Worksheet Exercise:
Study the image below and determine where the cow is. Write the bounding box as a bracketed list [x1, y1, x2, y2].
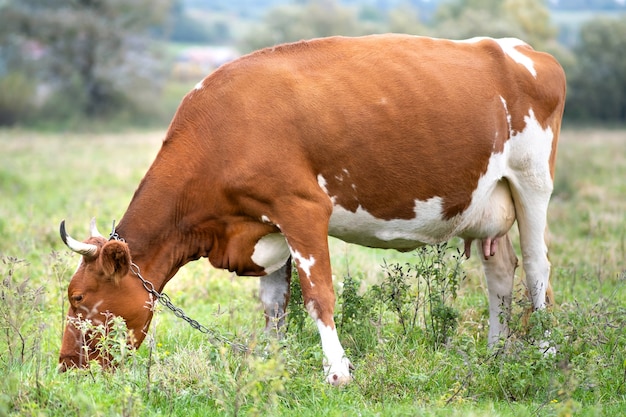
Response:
[58, 34, 566, 386]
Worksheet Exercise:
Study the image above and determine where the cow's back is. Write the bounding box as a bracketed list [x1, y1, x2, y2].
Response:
[165, 34, 565, 244]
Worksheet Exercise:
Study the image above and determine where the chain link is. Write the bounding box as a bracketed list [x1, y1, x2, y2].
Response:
[130, 262, 250, 353]
[110, 229, 249, 353]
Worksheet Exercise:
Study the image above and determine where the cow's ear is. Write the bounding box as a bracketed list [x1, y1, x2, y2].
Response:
[98, 240, 131, 285]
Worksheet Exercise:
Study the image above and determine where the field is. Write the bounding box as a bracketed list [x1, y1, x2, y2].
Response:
[0, 128, 625, 416]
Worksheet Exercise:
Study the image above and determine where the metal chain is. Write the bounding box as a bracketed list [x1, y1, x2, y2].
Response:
[129, 262, 250, 353]
[109, 225, 249, 353]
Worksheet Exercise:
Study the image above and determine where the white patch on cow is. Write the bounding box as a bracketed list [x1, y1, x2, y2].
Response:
[290, 249, 316, 284]
[251, 233, 290, 275]
[500, 96, 512, 134]
[458, 145, 513, 240]
[317, 107, 553, 250]
[327, 196, 450, 249]
[462, 108, 555, 241]
[306, 301, 318, 320]
[455, 37, 536, 78]
[317, 175, 332, 199]
[455, 36, 488, 44]
[462, 177, 515, 241]
[334, 168, 350, 182]
[495, 38, 537, 78]
[507, 109, 554, 184]
[315, 320, 352, 385]
[319, 173, 450, 248]
[194, 79, 204, 90]
[261, 215, 272, 224]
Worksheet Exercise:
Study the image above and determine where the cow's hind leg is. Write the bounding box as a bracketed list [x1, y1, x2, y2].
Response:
[479, 233, 518, 346]
[506, 122, 556, 350]
[259, 259, 291, 336]
[512, 186, 556, 353]
[508, 173, 552, 311]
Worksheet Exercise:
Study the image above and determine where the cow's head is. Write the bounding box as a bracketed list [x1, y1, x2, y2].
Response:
[58, 219, 152, 371]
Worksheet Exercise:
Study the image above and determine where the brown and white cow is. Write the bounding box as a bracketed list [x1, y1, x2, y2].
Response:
[58, 34, 566, 385]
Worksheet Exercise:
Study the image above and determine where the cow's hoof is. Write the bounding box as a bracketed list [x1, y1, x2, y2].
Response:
[328, 373, 352, 386]
[324, 357, 353, 386]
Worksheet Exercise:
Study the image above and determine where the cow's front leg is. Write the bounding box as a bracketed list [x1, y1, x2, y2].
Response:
[272, 193, 352, 385]
[303, 283, 352, 385]
[290, 242, 352, 385]
[279, 225, 351, 384]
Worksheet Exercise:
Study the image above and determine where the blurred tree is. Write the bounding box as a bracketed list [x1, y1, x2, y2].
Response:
[0, 73, 36, 126]
[551, 0, 626, 10]
[240, 0, 431, 52]
[166, 0, 232, 44]
[0, 0, 171, 125]
[168, 0, 210, 43]
[566, 16, 626, 122]
[435, 0, 503, 20]
[503, 0, 555, 44]
[241, 0, 366, 52]
[387, 4, 430, 35]
[434, 8, 525, 41]
[432, 0, 556, 49]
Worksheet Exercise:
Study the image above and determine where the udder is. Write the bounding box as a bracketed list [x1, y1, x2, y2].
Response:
[461, 179, 516, 259]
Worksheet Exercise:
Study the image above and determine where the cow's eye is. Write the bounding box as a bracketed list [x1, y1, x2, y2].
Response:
[72, 294, 84, 304]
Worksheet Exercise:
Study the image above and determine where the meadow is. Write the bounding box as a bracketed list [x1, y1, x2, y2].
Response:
[0, 127, 624, 416]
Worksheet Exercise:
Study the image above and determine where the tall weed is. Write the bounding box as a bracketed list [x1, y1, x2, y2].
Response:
[369, 243, 464, 348]
[0, 257, 45, 366]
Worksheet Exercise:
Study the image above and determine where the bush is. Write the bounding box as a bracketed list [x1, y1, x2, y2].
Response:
[0, 73, 36, 126]
[288, 242, 464, 351]
[377, 243, 464, 348]
[566, 16, 626, 123]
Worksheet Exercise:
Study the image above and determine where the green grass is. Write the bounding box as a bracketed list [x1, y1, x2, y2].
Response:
[0, 128, 625, 416]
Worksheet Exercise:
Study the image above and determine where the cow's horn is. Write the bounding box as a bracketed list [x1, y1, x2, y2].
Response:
[89, 217, 103, 238]
[60, 220, 98, 257]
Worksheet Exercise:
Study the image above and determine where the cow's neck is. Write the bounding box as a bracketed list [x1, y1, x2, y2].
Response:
[114, 175, 213, 293]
